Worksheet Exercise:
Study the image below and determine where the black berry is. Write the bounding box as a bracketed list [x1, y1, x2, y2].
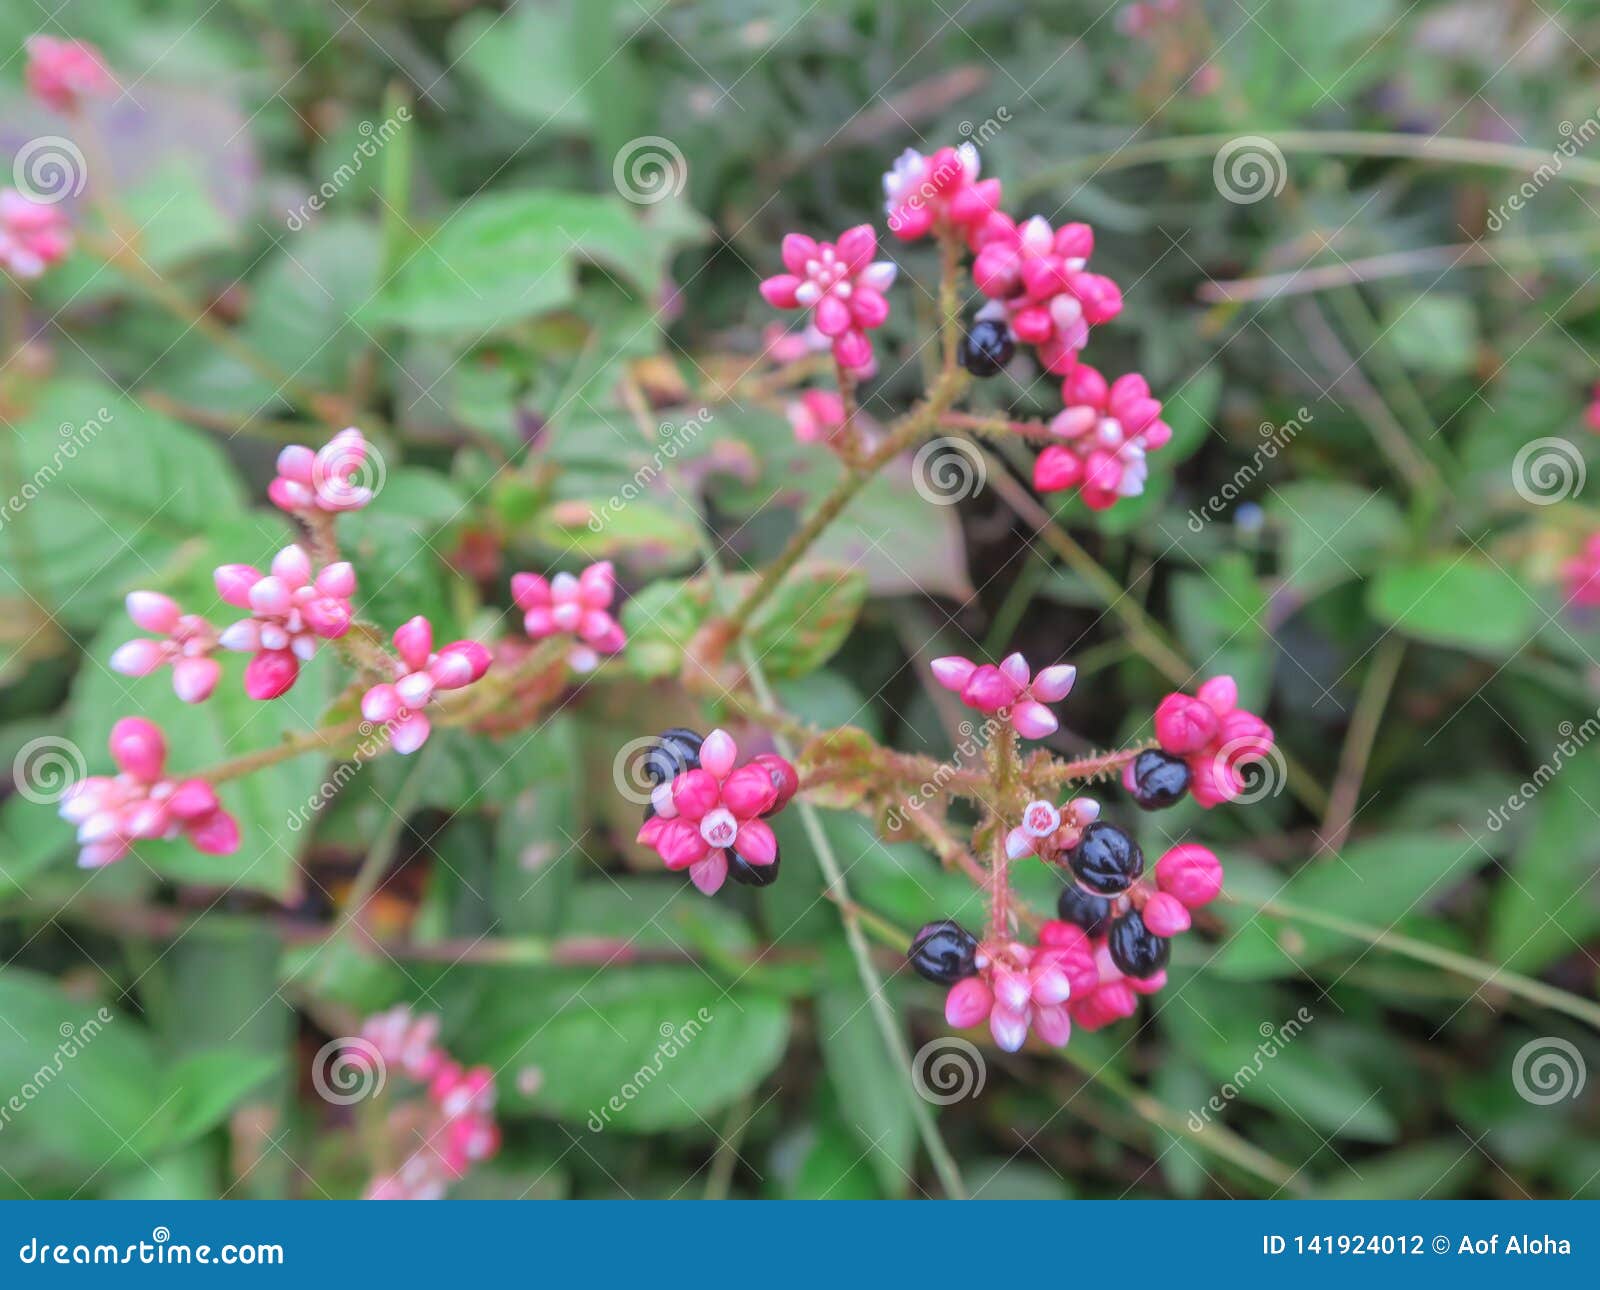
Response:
[907, 919, 979, 984]
[1108, 908, 1170, 978]
[727, 845, 781, 887]
[1056, 883, 1114, 936]
[1127, 749, 1191, 811]
[643, 728, 702, 785]
[1067, 821, 1144, 895]
[958, 318, 1015, 377]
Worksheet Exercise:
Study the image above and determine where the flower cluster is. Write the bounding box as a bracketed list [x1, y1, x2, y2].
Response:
[214, 544, 356, 700]
[882, 143, 1002, 241]
[930, 652, 1077, 739]
[1153, 675, 1275, 808]
[1562, 533, 1600, 609]
[512, 560, 627, 673]
[59, 718, 238, 869]
[355, 1006, 499, 1201]
[0, 188, 72, 280]
[785, 388, 848, 445]
[111, 592, 222, 704]
[268, 427, 376, 514]
[759, 226, 897, 371]
[360, 618, 492, 755]
[1033, 365, 1173, 510]
[24, 35, 114, 113]
[635, 727, 798, 896]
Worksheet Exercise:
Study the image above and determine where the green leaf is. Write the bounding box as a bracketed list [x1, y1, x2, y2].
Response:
[1369, 556, 1537, 656]
[1381, 294, 1478, 376]
[1171, 553, 1271, 703]
[450, 2, 589, 130]
[817, 978, 916, 1197]
[1267, 481, 1404, 590]
[158, 1049, 282, 1150]
[1490, 772, 1600, 972]
[531, 498, 701, 569]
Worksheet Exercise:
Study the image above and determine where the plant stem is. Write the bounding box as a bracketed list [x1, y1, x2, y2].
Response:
[1319, 637, 1404, 853]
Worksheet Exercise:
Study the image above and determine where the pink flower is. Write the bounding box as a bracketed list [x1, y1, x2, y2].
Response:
[1153, 675, 1274, 808]
[360, 616, 492, 755]
[635, 728, 795, 896]
[943, 935, 1085, 1052]
[24, 35, 114, 113]
[1033, 364, 1173, 510]
[215, 545, 356, 700]
[759, 225, 898, 370]
[882, 144, 1003, 241]
[268, 427, 376, 514]
[970, 214, 1123, 373]
[58, 717, 239, 868]
[0, 189, 72, 280]
[1004, 796, 1101, 861]
[110, 591, 221, 703]
[1562, 533, 1600, 609]
[929, 651, 1077, 739]
[785, 389, 848, 445]
[360, 1005, 445, 1081]
[1155, 842, 1224, 909]
[512, 561, 626, 672]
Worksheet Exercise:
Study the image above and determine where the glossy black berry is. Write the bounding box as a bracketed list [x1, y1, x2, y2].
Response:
[907, 919, 979, 984]
[1056, 882, 1114, 936]
[727, 845, 781, 887]
[643, 728, 702, 785]
[1127, 749, 1191, 811]
[1067, 821, 1144, 895]
[958, 319, 1015, 377]
[1108, 908, 1170, 978]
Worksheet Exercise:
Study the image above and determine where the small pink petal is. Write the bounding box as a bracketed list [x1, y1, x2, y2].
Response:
[1030, 664, 1077, 703]
[390, 713, 432, 755]
[244, 649, 299, 700]
[172, 656, 221, 704]
[393, 616, 433, 672]
[361, 683, 401, 724]
[689, 851, 729, 896]
[699, 728, 737, 779]
[733, 819, 777, 865]
[213, 564, 262, 608]
[270, 544, 312, 587]
[944, 977, 993, 1029]
[110, 639, 165, 677]
[125, 591, 180, 634]
[1010, 700, 1059, 740]
[109, 717, 166, 781]
[990, 1005, 1030, 1053]
[930, 655, 977, 692]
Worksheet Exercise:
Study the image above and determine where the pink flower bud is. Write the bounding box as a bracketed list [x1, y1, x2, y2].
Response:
[930, 655, 978, 692]
[944, 977, 994, 1029]
[430, 641, 491, 689]
[188, 809, 241, 855]
[655, 818, 711, 869]
[393, 616, 433, 671]
[1196, 674, 1238, 715]
[109, 717, 165, 781]
[671, 768, 721, 821]
[317, 562, 357, 599]
[168, 779, 220, 820]
[698, 728, 738, 779]
[1142, 891, 1192, 936]
[110, 639, 166, 677]
[270, 544, 312, 586]
[1155, 843, 1223, 908]
[244, 649, 299, 700]
[990, 1005, 1030, 1052]
[171, 656, 221, 704]
[1032, 1002, 1072, 1047]
[361, 683, 401, 724]
[733, 819, 778, 866]
[390, 713, 432, 756]
[1010, 699, 1059, 740]
[721, 765, 777, 818]
[1154, 693, 1218, 755]
[214, 564, 262, 608]
[125, 591, 180, 634]
[961, 664, 1020, 713]
[689, 851, 729, 896]
[510, 572, 550, 609]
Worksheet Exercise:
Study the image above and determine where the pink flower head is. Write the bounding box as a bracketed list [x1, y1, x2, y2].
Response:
[1562, 533, 1600, 610]
[882, 143, 1003, 242]
[635, 728, 796, 897]
[929, 651, 1077, 739]
[360, 616, 492, 755]
[970, 214, 1123, 373]
[268, 427, 376, 514]
[759, 225, 897, 370]
[0, 189, 72, 280]
[943, 936, 1081, 1052]
[24, 35, 114, 113]
[1004, 795, 1101, 861]
[785, 388, 848, 445]
[512, 560, 626, 672]
[110, 591, 221, 703]
[1154, 842, 1223, 910]
[1153, 675, 1274, 808]
[58, 717, 239, 868]
[359, 1005, 445, 1082]
[215, 545, 356, 700]
[1033, 364, 1173, 511]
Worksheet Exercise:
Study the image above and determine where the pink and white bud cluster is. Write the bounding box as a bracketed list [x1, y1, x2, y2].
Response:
[970, 215, 1123, 375]
[759, 225, 898, 371]
[1153, 675, 1274, 808]
[1004, 795, 1101, 860]
[512, 560, 626, 673]
[1562, 533, 1600, 609]
[785, 388, 848, 445]
[111, 592, 221, 703]
[214, 544, 356, 700]
[944, 928, 1097, 1052]
[1033, 364, 1173, 510]
[355, 1006, 500, 1201]
[929, 652, 1077, 740]
[24, 35, 114, 113]
[58, 717, 238, 868]
[268, 427, 376, 514]
[1068, 843, 1223, 1030]
[882, 143, 1002, 241]
[360, 616, 492, 755]
[636, 729, 798, 896]
[0, 189, 73, 280]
